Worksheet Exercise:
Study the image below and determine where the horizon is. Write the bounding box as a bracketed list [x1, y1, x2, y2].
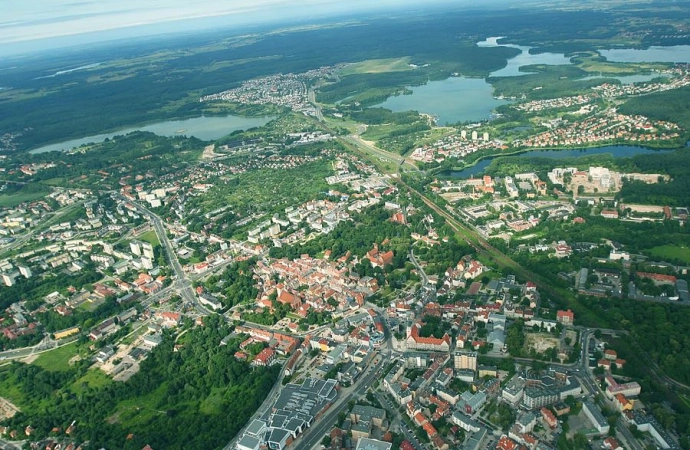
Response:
[0, 0, 469, 58]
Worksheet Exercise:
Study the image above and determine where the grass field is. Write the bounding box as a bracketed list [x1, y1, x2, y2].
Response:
[0, 190, 48, 208]
[72, 369, 113, 394]
[138, 230, 160, 247]
[340, 58, 413, 76]
[0, 365, 27, 408]
[32, 341, 81, 372]
[646, 244, 690, 264]
[115, 382, 169, 427]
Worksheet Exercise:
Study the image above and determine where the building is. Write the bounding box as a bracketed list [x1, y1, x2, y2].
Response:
[453, 351, 477, 372]
[556, 309, 574, 325]
[406, 322, 451, 352]
[356, 438, 392, 450]
[540, 408, 557, 428]
[350, 405, 386, 440]
[54, 327, 80, 340]
[17, 265, 32, 278]
[605, 375, 641, 398]
[582, 401, 610, 435]
[451, 411, 482, 433]
[601, 209, 619, 219]
[253, 348, 276, 367]
[460, 391, 487, 414]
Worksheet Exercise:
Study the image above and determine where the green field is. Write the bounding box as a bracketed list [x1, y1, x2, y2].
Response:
[0, 365, 27, 408]
[646, 244, 690, 264]
[31, 341, 81, 372]
[0, 190, 48, 208]
[72, 368, 113, 394]
[138, 230, 160, 247]
[340, 58, 413, 75]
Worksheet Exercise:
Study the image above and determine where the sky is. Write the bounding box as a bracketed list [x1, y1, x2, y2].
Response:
[0, 0, 453, 56]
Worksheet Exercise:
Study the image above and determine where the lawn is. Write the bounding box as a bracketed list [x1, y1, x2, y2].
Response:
[646, 244, 690, 264]
[340, 58, 413, 76]
[115, 382, 170, 427]
[32, 341, 81, 372]
[72, 369, 113, 394]
[0, 190, 48, 208]
[138, 230, 160, 247]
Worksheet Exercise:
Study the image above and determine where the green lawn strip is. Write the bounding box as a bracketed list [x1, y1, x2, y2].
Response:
[32, 341, 81, 372]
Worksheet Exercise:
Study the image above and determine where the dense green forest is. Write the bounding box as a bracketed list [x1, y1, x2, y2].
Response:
[620, 148, 690, 206]
[0, 314, 279, 449]
[618, 85, 690, 136]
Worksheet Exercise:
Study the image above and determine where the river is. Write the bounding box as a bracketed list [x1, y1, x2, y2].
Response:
[30, 114, 275, 154]
[442, 145, 673, 179]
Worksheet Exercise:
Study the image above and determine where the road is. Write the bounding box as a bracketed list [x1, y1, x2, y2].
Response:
[342, 135, 418, 172]
[408, 250, 429, 285]
[292, 355, 385, 450]
[308, 88, 324, 122]
[116, 195, 211, 315]
[375, 391, 424, 450]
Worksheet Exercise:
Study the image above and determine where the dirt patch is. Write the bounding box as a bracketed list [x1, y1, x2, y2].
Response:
[0, 397, 20, 419]
[21, 354, 38, 364]
[525, 333, 560, 354]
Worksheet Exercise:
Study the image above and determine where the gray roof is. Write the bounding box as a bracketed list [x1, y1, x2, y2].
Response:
[245, 419, 266, 437]
[238, 435, 261, 450]
[355, 438, 392, 450]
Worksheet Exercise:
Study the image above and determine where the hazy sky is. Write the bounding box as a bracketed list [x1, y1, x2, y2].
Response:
[1, 0, 444, 50]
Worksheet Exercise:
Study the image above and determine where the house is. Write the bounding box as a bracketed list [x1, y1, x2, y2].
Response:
[540, 408, 557, 428]
[601, 209, 619, 219]
[496, 435, 517, 450]
[366, 244, 394, 269]
[253, 347, 276, 367]
[556, 309, 574, 325]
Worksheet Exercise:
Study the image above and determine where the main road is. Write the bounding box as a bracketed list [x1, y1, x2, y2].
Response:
[292, 354, 385, 450]
[116, 195, 211, 315]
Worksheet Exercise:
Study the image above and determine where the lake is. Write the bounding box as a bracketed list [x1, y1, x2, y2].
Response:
[374, 77, 512, 125]
[599, 45, 690, 63]
[443, 145, 672, 179]
[30, 115, 275, 154]
[477, 36, 573, 77]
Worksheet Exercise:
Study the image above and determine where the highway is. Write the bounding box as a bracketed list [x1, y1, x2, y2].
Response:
[342, 135, 418, 173]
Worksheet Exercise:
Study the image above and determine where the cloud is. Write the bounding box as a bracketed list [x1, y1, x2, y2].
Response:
[0, 0, 434, 45]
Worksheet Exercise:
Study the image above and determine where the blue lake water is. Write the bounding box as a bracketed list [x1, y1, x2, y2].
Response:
[30, 115, 275, 154]
[444, 145, 672, 179]
[477, 36, 574, 77]
[374, 77, 512, 125]
[599, 46, 690, 63]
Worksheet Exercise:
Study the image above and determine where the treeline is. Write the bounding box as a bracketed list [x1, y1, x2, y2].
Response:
[1, 314, 279, 449]
[619, 148, 690, 206]
[619, 85, 690, 133]
[4, 132, 204, 189]
[201, 259, 259, 309]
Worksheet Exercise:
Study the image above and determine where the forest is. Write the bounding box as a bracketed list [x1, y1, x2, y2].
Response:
[0, 314, 279, 449]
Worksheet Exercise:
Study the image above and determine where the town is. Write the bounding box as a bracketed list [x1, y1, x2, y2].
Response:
[1, 34, 690, 450]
